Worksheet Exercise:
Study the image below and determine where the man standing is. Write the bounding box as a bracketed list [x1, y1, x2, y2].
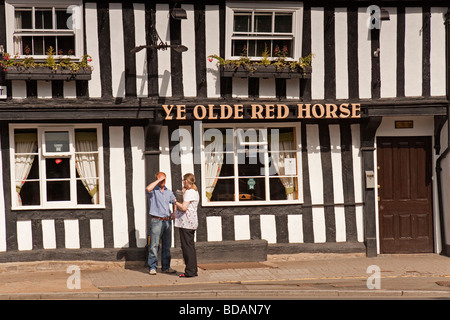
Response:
[146, 172, 176, 275]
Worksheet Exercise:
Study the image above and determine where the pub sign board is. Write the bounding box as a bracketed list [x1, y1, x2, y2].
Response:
[162, 103, 362, 121]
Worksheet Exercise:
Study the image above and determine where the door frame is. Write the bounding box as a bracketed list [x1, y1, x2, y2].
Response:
[374, 116, 440, 254]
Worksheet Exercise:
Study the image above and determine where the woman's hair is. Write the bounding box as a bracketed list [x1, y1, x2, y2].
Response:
[183, 173, 198, 191]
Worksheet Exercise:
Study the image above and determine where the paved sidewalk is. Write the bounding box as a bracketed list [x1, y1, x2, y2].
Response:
[0, 253, 449, 299]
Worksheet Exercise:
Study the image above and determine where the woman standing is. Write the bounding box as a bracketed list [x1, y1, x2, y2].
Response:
[174, 173, 200, 278]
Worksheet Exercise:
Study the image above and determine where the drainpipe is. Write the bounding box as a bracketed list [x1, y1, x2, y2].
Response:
[435, 8, 450, 256]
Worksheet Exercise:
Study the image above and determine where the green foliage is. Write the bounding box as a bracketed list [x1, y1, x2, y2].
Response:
[0, 48, 93, 73]
[45, 46, 57, 70]
[259, 45, 271, 67]
[208, 48, 313, 73]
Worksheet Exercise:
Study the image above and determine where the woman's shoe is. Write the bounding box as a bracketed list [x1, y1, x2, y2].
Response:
[179, 273, 197, 278]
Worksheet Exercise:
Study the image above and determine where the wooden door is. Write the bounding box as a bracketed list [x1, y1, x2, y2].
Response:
[377, 137, 434, 253]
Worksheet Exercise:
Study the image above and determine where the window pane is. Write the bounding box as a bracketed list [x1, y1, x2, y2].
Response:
[75, 154, 99, 204]
[268, 128, 296, 152]
[15, 155, 39, 180]
[203, 128, 233, 152]
[234, 12, 251, 32]
[77, 177, 99, 204]
[247, 40, 256, 57]
[209, 178, 234, 201]
[56, 9, 71, 30]
[275, 13, 292, 33]
[35, 9, 53, 29]
[46, 158, 70, 179]
[47, 181, 70, 201]
[273, 40, 293, 58]
[232, 40, 247, 56]
[14, 129, 39, 207]
[256, 40, 271, 57]
[254, 13, 272, 33]
[75, 129, 98, 149]
[75, 129, 99, 205]
[45, 131, 70, 153]
[44, 36, 56, 55]
[14, 129, 37, 151]
[269, 152, 297, 176]
[238, 177, 265, 201]
[270, 177, 297, 200]
[57, 36, 75, 55]
[22, 37, 33, 55]
[19, 181, 40, 206]
[33, 36, 44, 55]
[15, 10, 32, 29]
[238, 149, 265, 176]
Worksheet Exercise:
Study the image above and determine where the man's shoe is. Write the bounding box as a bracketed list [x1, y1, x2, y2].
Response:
[149, 269, 157, 275]
[162, 268, 177, 274]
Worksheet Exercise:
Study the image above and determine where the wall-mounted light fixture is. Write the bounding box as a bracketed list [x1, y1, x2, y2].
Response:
[131, 43, 187, 54]
[171, 7, 187, 20]
[380, 8, 390, 21]
[131, 6, 188, 54]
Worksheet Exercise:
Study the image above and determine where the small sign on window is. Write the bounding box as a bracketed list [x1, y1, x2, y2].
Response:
[284, 158, 296, 175]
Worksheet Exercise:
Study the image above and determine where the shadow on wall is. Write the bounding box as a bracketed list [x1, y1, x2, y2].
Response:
[116, 230, 147, 268]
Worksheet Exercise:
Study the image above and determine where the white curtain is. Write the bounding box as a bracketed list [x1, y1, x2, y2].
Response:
[75, 132, 99, 204]
[14, 13, 23, 55]
[204, 137, 224, 201]
[271, 132, 296, 200]
[15, 133, 37, 206]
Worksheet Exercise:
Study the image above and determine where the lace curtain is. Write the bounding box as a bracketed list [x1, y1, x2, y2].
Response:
[75, 132, 99, 204]
[15, 133, 37, 206]
[271, 132, 296, 200]
[204, 134, 224, 201]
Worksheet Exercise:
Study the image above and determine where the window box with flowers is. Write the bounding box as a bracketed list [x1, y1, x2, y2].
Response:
[220, 64, 312, 79]
[1, 47, 92, 81]
[209, 46, 312, 79]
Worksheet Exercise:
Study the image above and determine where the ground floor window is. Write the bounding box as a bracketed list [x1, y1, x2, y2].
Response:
[201, 123, 302, 205]
[10, 124, 104, 209]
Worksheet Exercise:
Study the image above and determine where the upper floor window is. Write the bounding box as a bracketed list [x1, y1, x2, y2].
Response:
[5, 0, 83, 58]
[225, 2, 303, 60]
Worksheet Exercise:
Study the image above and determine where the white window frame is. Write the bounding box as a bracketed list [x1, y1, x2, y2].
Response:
[10, 123, 105, 210]
[200, 122, 303, 207]
[5, 0, 84, 60]
[225, 1, 303, 60]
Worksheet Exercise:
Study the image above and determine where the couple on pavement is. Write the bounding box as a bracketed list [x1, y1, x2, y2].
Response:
[145, 171, 199, 278]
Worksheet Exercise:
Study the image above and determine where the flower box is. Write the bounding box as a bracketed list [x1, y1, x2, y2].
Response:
[221, 65, 312, 79]
[4, 66, 92, 81]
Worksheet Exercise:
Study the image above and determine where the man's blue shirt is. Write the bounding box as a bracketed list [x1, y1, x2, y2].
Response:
[147, 185, 176, 218]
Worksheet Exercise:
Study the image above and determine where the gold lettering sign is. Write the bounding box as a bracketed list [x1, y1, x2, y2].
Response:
[161, 103, 362, 120]
[296, 103, 361, 119]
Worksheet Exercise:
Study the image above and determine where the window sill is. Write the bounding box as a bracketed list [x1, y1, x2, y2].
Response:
[12, 204, 105, 211]
[202, 200, 302, 207]
[4, 66, 92, 81]
[220, 65, 312, 79]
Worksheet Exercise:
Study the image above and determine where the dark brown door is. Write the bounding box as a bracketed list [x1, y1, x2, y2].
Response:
[377, 137, 434, 253]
